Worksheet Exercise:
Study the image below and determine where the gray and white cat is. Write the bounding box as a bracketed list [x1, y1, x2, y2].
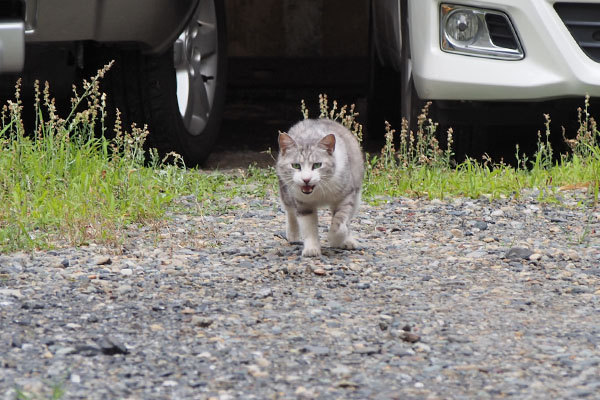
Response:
[276, 118, 364, 257]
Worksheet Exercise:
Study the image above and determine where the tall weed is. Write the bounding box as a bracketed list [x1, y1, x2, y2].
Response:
[0, 63, 182, 250]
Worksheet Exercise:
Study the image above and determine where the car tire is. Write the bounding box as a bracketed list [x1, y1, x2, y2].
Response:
[82, 0, 227, 166]
[367, 0, 426, 140]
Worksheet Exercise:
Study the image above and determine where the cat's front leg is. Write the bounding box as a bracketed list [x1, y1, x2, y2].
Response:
[284, 206, 300, 243]
[297, 209, 320, 257]
[329, 197, 359, 250]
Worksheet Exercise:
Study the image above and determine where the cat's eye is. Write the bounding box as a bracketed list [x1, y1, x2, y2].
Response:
[291, 163, 301, 169]
[312, 163, 322, 170]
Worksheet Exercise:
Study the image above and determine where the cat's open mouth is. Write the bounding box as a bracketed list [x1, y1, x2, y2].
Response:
[301, 185, 315, 194]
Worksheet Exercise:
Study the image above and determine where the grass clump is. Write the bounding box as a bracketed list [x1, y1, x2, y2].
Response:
[0, 64, 208, 250]
[0, 63, 278, 252]
[0, 64, 180, 250]
[307, 94, 599, 204]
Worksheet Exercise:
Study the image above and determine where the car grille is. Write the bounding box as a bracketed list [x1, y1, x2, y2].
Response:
[554, 3, 600, 63]
[485, 14, 519, 50]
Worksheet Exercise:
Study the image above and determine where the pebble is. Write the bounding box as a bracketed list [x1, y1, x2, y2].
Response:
[473, 221, 488, 230]
[0, 189, 598, 399]
[93, 255, 111, 265]
[191, 316, 214, 328]
[505, 247, 534, 260]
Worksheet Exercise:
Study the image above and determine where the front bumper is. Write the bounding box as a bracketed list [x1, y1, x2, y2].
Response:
[0, 0, 198, 73]
[410, 0, 600, 101]
[0, 21, 24, 72]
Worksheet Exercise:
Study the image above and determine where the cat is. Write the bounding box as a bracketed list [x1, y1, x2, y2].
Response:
[276, 118, 364, 257]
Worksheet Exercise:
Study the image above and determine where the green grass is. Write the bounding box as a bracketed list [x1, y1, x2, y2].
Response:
[0, 68, 598, 252]
[15, 381, 65, 400]
[361, 98, 600, 204]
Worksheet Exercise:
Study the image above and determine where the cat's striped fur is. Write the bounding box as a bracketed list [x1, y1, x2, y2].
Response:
[276, 119, 364, 257]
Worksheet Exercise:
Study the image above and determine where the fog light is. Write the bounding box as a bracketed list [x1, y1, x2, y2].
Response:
[440, 4, 524, 60]
[446, 10, 479, 42]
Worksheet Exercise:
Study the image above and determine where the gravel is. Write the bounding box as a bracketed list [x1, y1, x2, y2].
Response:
[1, 188, 599, 399]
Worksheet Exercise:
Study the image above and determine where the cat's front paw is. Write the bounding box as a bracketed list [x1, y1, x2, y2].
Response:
[328, 226, 352, 249]
[329, 229, 359, 250]
[302, 245, 321, 257]
[339, 237, 359, 250]
[286, 230, 301, 243]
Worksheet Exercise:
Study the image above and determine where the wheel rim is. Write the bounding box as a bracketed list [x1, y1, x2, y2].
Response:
[174, 0, 219, 136]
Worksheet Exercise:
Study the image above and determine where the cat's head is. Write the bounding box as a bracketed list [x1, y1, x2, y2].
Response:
[277, 132, 336, 195]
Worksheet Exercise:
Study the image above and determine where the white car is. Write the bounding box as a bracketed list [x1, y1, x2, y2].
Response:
[370, 0, 600, 154]
[0, 0, 226, 166]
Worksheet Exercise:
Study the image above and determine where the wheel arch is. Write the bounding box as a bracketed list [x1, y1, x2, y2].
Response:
[370, 0, 403, 72]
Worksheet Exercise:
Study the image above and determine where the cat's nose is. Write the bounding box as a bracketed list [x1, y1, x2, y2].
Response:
[303, 178, 311, 184]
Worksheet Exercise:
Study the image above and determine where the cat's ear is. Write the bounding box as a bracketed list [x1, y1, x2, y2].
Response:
[319, 134, 336, 155]
[278, 132, 296, 155]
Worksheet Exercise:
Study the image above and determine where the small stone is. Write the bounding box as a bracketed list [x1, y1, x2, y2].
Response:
[301, 345, 330, 356]
[0, 289, 23, 299]
[529, 253, 543, 261]
[93, 256, 112, 265]
[331, 365, 352, 378]
[354, 346, 380, 355]
[450, 228, 463, 238]
[399, 331, 420, 343]
[505, 247, 533, 260]
[414, 343, 431, 353]
[313, 268, 326, 276]
[191, 316, 214, 328]
[336, 380, 360, 388]
[466, 250, 487, 258]
[53, 259, 69, 268]
[255, 357, 270, 367]
[55, 346, 77, 356]
[247, 364, 269, 378]
[389, 345, 415, 357]
[74, 344, 102, 357]
[150, 324, 164, 331]
[225, 291, 239, 299]
[116, 285, 132, 295]
[356, 282, 370, 290]
[256, 288, 273, 299]
[491, 209, 504, 217]
[473, 221, 488, 230]
[96, 336, 128, 355]
[566, 286, 591, 294]
[87, 315, 99, 323]
[294, 386, 315, 399]
[120, 268, 133, 276]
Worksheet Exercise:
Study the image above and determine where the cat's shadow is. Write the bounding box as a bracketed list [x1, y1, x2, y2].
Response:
[275, 231, 361, 257]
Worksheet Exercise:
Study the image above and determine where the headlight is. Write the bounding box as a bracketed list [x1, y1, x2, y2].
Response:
[445, 10, 479, 43]
[441, 4, 524, 60]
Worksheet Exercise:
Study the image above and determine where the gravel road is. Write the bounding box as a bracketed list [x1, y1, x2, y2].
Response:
[1, 187, 599, 399]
